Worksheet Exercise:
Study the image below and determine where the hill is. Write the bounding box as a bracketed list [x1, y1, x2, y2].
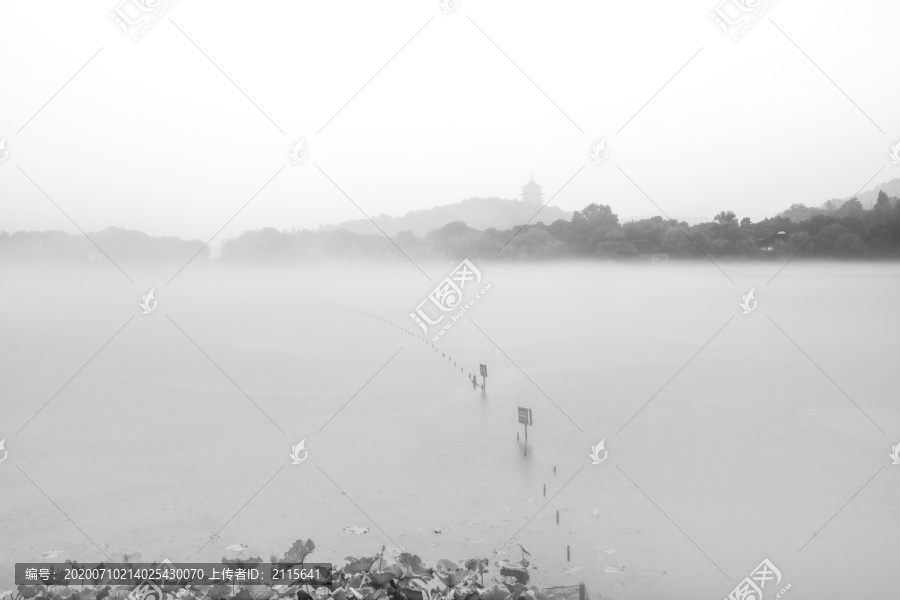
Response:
[855, 176, 900, 207]
[320, 196, 573, 237]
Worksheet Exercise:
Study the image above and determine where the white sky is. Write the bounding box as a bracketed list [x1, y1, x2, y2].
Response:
[1, 0, 899, 242]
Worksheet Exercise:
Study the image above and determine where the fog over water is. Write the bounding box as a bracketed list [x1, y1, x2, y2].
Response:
[2, 261, 898, 599]
[4, 0, 900, 597]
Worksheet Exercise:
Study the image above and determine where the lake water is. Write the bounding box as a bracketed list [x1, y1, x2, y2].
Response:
[1, 261, 898, 599]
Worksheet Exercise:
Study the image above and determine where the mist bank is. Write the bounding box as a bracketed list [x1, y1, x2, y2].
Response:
[4, 192, 900, 265]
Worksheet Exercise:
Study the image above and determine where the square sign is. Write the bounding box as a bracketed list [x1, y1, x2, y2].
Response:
[517, 407, 532, 426]
[480, 364, 487, 378]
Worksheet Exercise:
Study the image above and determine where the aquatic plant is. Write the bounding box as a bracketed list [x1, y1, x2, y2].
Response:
[11, 539, 583, 600]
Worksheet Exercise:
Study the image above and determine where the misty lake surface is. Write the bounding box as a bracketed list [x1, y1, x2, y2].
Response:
[2, 261, 899, 599]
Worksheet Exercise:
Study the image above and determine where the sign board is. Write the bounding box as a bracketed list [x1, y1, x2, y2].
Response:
[517, 407, 532, 426]
[480, 364, 487, 378]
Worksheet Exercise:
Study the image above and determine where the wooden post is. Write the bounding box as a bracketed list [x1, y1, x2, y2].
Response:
[556, 510, 559, 525]
[567, 545, 570, 562]
[543, 484, 546, 497]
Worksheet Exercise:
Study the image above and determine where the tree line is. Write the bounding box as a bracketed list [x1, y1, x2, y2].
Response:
[220, 191, 900, 261]
[3, 191, 900, 264]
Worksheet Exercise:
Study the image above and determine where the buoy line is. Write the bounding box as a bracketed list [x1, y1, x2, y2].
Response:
[313, 298, 483, 388]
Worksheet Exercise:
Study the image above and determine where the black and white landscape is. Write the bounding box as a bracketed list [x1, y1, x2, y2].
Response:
[2, 2, 900, 599]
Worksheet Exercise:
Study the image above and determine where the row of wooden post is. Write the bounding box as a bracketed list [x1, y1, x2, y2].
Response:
[436, 353, 571, 563]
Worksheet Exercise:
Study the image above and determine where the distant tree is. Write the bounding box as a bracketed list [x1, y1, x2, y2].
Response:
[788, 231, 813, 256]
[834, 232, 866, 257]
[779, 203, 816, 222]
[822, 199, 842, 212]
[594, 229, 635, 257]
[871, 190, 894, 222]
[547, 219, 571, 240]
[567, 203, 621, 254]
[751, 216, 793, 239]
[714, 211, 737, 224]
[840, 198, 864, 219]
[508, 227, 566, 258]
[394, 230, 420, 252]
[573, 203, 619, 227]
[12, 184, 900, 264]
[426, 221, 484, 258]
[623, 216, 670, 254]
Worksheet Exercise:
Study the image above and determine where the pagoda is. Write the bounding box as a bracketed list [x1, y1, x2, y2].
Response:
[521, 172, 543, 204]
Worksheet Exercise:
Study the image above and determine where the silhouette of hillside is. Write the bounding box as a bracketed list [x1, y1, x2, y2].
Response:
[5, 189, 900, 264]
[320, 196, 573, 237]
[853, 176, 900, 208]
[0, 227, 209, 264]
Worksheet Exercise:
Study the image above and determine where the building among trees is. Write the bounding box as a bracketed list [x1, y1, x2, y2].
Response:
[521, 173, 543, 204]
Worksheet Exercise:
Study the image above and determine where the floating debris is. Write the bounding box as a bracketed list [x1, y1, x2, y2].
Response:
[433, 526, 450, 534]
[225, 544, 248, 552]
[342, 526, 369, 535]
[596, 545, 616, 554]
[37, 551, 64, 560]
[591, 509, 602, 517]
[563, 566, 581, 574]
[603, 565, 625, 574]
